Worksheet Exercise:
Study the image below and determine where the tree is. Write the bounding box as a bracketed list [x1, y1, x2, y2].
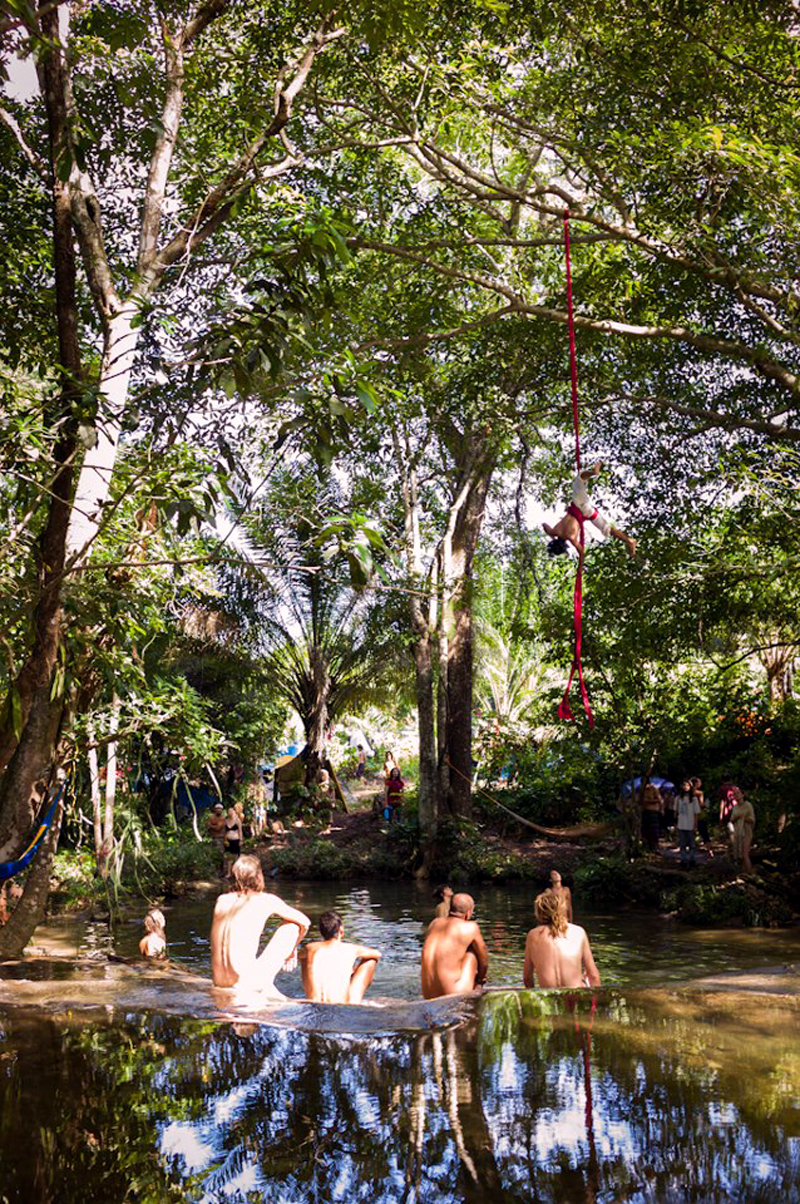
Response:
[0, 0, 426, 951]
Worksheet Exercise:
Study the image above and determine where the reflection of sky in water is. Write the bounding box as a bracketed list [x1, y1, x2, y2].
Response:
[136, 995, 800, 1204]
[109, 879, 800, 999]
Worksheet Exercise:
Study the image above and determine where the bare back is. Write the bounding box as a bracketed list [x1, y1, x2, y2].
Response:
[524, 922, 600, 989]
[301, 941, 377, 1003]
[421, 916, 487, 999]
[211, 890, 307, 990]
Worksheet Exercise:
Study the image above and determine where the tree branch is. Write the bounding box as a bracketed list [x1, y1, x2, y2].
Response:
[155, 17, 345, 274]
[605, 393, 800, 442]
[137, 18, 186, 278]
[0, 105, 48, 181]
[359, 237, 800, 400]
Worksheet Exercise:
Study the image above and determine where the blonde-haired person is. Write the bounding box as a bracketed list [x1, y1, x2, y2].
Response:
[140, 908, 167, 959]
[523, 889, 600, 989]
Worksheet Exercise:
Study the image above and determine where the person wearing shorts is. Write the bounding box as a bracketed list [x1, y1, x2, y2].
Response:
[542, 461, 637, 559]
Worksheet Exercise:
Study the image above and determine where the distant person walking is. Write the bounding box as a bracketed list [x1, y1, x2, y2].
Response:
[676, 780, 700, 867]
[356, 745, 367, 779]
[692, 777, 713, 857]
[383, 750, 398, 780]
[207, 802, 226, 875]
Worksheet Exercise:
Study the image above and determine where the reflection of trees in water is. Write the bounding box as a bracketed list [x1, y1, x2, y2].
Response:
[1, 995, 798, 1202]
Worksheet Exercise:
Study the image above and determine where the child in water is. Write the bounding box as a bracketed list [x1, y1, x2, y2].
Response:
[139, 908, 167, 959]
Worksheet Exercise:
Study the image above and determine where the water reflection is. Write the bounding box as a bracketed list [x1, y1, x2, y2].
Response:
[2, 989, 799, 1203]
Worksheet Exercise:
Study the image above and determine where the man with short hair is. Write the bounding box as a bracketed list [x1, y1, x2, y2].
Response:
[524, 889, 600, 989]
[421, 892, 489, 999]
[210, 854, 309, 998]
[299, 910, 381, 1004]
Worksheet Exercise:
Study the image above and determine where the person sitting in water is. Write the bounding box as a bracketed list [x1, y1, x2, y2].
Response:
[299, 910, 381, 1004]
[542, 460, 637, 559]
[139, 908, 167, 959]
[210, 854, 309, 998]
[421, 891, 489, 999]
[432, 884, 453, 919]
[524, 889, 600, 989]
[548, 869, 573, 921]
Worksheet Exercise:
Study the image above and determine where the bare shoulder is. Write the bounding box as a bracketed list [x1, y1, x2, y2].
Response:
[568, 922, 589, 940]
[213, 891, 238, 916]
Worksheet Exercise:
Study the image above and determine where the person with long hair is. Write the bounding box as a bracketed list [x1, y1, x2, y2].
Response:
[524, 889, 601, 989]
[383, 766, 404, 823]
[210, 854, 309, 997]
[542, 461, 636, 559]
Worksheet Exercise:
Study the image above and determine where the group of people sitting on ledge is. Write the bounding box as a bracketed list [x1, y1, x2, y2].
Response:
[142, 857, 600, 1002]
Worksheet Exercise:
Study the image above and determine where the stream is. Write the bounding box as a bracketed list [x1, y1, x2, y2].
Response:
[1, 879, 799, 1201]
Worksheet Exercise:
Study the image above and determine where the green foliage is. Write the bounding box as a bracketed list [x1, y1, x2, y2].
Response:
[573, 855, 643, 905]
[478, 736, 610, 828]
[662, 881, 794, 929]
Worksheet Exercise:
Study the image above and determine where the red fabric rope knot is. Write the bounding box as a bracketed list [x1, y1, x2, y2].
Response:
[558, 210, 594, 729]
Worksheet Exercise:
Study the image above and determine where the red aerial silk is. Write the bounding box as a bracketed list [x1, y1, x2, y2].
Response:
[557, 211, 595, 728]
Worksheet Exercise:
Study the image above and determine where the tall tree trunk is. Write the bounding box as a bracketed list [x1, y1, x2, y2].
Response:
[413, 619, 438, 878]
[88, 732, 103, 868]
[64, 308, 140, 563]
[442, 457, 494, 819]
[97, 694, 120, 874]
[0, 789, 64, 961]
[0, 0, 82, 845]
[304, 645, 330, 786]
[436, 547, 450, 810]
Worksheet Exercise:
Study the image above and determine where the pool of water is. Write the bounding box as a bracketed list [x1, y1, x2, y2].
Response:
[3, 880, 799, 1202]
[36, 878, 800, 999]
[1, 988, 799, 1202]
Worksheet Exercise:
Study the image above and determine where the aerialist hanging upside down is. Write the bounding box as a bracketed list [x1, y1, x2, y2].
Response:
[542, 460, 637, 559]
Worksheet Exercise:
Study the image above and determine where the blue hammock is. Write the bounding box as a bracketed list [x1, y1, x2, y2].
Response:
[0, 783, 64, 883]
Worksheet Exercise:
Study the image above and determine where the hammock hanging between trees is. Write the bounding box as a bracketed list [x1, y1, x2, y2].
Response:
[0, 782, 64, 883]
[557, 210, 595, 729]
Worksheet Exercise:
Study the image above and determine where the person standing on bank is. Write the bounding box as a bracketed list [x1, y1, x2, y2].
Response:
[729, 787, 755, 874]
[691, 776, 714, 858]
[676, 780, 700, 867]
[640, 782, 663, 852]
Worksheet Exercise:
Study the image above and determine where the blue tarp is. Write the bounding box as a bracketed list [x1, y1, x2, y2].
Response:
[620, 776, 676, 796]
[0, 784, 63, 883]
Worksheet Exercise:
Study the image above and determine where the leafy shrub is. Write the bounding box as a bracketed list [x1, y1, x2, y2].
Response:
[663, 881, 793, 928]
[573, 855, 639, 904]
